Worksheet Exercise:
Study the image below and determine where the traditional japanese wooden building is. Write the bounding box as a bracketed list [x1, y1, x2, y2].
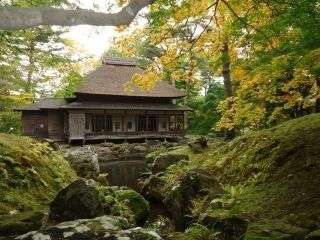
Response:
[17, 58, 191, 143]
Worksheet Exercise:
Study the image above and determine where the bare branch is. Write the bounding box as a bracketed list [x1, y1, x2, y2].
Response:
[0, 0, 156, 30]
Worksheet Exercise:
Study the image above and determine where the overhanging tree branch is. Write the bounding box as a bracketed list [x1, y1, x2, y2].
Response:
[0, 0, 156, 30]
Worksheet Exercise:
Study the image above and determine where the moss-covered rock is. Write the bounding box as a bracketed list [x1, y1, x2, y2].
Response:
[145, 147, 167, 164]
[49, 179, 105, 222]
[165, 169, 224, 230]
[141, 174, 166, 202]
[115, 189, 150, 224]
[245, 220, 310, 240]
[152, 153, 189, 174]
[0, 211, 45, 236]
[198, 210, 248, 240]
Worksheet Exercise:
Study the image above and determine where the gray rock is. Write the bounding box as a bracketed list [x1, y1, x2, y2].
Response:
[151, 153, 189, 174]
[49, 179, 104, 222]
[64, 146, 99, 179]
[132, 145, 148, 153]
[16, 215, 162, 240]
[164, 169, 223, 230]
[100, 142, 115, 148]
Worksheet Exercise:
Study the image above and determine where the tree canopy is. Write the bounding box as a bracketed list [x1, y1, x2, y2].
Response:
[1, 0, 319, 136]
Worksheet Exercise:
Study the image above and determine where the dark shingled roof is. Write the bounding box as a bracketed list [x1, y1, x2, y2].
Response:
[15, 98, 69, 111]
[61, 101, 192, 111]
[75, 59, 186, 98]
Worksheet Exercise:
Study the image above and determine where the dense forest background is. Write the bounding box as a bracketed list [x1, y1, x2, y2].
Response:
[0, 0, 319, 137]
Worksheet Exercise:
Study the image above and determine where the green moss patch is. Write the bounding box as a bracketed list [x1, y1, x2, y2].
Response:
[0, 133, 77, 214]
[115, 189, 150, 224]
[161, 113, 320, 229]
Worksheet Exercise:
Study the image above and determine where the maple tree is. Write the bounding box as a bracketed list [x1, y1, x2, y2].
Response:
[111, 0, 320, 136]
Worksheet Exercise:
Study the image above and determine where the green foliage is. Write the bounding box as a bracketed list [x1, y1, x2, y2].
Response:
[188, 82, 226, 135]
[55, 71, 84, 98]
[185, 224, 216, 240]
[0, 111, 21, 134]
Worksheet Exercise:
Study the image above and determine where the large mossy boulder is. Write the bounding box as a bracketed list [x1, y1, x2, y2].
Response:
[141, 174, 166, 202]
[49, 179, 104, 222]
[152, 153, 189, 174]
[245, 220, 310, 240]
[16, 215, 162, 240]
[115, 189, 150, 224]
[64, 146, 99, 179]
[165, 169, 223, 230]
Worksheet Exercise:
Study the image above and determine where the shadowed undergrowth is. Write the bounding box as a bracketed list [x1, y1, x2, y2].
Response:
[163, 113, 320, 227]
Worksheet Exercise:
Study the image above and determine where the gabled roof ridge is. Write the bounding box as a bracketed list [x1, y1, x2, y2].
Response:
[75, 63, 186, 98]
[102, 57, 136, 66]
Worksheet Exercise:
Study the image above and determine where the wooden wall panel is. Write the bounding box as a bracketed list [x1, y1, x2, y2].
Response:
[69, 112, 85, 140]
[48, 110, 65, 141]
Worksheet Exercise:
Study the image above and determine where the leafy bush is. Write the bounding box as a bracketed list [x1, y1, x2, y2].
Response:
[188, 82, 225, 135]
[0, 111, 21, 134]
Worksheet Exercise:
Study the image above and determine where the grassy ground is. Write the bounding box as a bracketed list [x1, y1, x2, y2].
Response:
[0, 133, 77, 214]
[162, 113, 320, 228]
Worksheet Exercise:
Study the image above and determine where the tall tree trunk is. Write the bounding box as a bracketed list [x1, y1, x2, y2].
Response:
[25, 39, 35, 93]
[221, 43, 235, 140]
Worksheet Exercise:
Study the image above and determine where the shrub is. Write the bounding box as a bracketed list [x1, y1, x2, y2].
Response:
[0, 111, 21, 134]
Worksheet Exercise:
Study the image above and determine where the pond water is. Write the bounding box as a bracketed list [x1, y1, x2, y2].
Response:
[99, 158, 171, 223]
[99, 159, 146, 191]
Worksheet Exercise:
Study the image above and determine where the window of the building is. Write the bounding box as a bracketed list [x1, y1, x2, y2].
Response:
[115, 121, 121, 130]
[127, 121, 133, 130]
[148, 115, 157, 131]
[137, 115, 146, 131]
[161, 121, 167, 129]
[93, 115, 112, 132]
